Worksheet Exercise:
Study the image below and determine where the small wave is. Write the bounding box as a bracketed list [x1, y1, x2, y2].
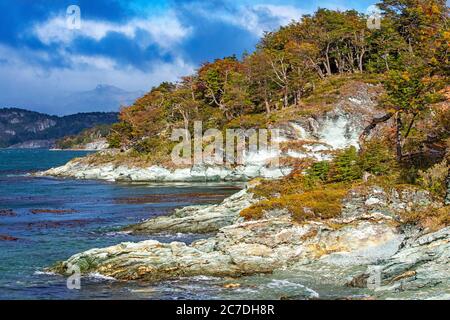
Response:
[232, 287, 259, 294]
[266, 280, 319, 299]
[189, 275, 221, 281]
[129, 288, 156, 294]
[6, 173, 29, 178]
[175, 232, 198, 238]
[154, 232, 197, 238]
[105, 230, 131, 236]
[34, 270, 57, 276]
[87, 272, 116, 281]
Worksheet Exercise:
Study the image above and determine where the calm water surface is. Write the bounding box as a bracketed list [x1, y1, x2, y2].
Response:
[0, 149, 245, 299]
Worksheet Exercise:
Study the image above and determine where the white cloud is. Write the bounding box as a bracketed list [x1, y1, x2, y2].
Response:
[33, 11, 192, 50]
[69, 55, 117, 70]
[254, 4, 304, 24]
[9, 9, 196, 112]
[240, 4, 305, 36]
[181, 2, 305, 37]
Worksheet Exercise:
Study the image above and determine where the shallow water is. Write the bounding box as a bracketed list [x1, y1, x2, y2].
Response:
[0, 149, 243, 299]
[0, 149, 370, 300]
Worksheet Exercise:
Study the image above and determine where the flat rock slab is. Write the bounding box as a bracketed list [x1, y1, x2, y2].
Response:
[127, 189, 256, 234]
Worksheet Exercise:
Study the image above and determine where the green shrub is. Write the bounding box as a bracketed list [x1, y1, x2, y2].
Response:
[305, 161, 330, 186]
[224, 113, 270, 129]
[328, 146, 362, 182]
[358, 139, 396, 176]
[107, 134, 121, 149]
[107, 122, 133, 149]
[418, 160, 449, 197]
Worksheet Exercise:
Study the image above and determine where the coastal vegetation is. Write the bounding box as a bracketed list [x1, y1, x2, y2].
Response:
[101, 0, 448, 176]
[241, 143, 449, 229]
[57, 1, 450, 219]
[65, 3, 449, 233]
[55, 124, 111, 149]
[108, 4, 446, 134]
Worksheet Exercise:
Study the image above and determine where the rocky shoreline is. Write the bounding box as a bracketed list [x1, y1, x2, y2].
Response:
[40, 83, 450, 299]
[49, 184, 450, 299]
[36, 160, 292, 182]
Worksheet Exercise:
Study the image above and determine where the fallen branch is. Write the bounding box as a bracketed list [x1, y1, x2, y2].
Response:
[359, 112, 394, 141]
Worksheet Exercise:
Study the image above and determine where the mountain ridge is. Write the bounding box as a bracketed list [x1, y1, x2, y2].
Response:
[0, 107, 118, 148]
[59, 84, 145, 114]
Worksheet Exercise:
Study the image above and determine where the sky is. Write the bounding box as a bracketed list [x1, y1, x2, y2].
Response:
[0, 0, 378, 115]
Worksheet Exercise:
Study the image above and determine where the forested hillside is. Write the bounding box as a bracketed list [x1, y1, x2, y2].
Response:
[0, 108, 118, 148]
[103, 0, 448, 198]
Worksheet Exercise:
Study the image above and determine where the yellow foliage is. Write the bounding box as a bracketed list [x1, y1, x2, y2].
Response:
[241, 183, 348, 222]
[400, 206, 450, 231]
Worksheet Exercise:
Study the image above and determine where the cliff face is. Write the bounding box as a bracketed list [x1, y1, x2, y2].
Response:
[0, 108, 118, 148]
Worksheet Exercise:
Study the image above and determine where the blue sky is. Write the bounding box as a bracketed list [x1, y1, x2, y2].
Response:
[0, 0, 378, 114]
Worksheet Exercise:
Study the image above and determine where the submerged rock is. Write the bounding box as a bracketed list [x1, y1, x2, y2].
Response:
[0, 209, 16, 216]
[0, 234, 19, 241]
[30, 209, 77, 214]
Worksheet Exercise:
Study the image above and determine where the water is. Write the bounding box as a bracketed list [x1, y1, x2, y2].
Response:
[0, 149, 242, 299]
[0, 149, 366, 300]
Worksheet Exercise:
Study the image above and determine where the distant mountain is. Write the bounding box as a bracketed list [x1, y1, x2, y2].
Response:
[59, 85, 145, 113]
[0, 108, 118, 148]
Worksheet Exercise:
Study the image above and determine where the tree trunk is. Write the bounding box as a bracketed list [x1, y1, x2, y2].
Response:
[324, 43, 332, 76]
[382, 54, 390, 71]
[183, 116, 189, 133]
[359, 112, 394, 141]
[283, 87, 289, 109]
[445, 168, 450, 205]
[316, 65, 325, 79]
[408, 38, 414, 53]
[396, 113, 403, 161]
[358, 49, 366, 73]
[225, 109, 233, 120]
[308, 57, 325, 79]
[264, 99, 271, 114]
